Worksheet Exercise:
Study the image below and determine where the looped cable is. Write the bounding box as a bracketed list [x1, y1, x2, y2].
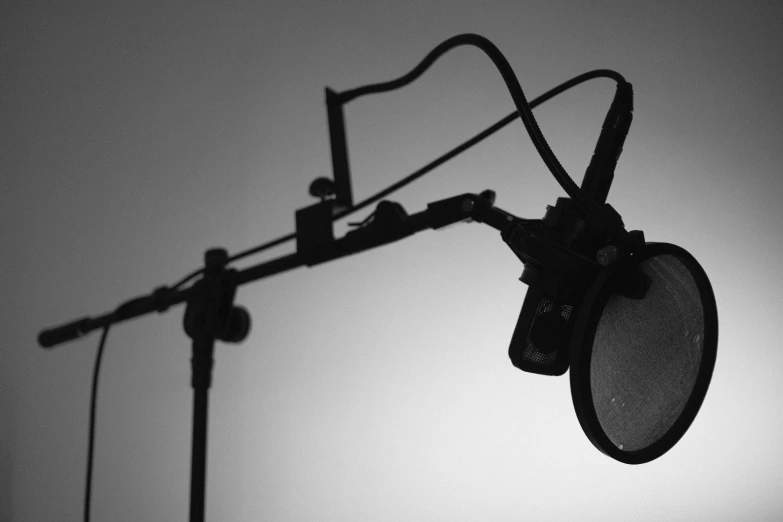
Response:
[337, 33, 626, 213]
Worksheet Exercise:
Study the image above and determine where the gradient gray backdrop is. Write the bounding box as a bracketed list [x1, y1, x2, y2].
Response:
[4, 1, 783, 520]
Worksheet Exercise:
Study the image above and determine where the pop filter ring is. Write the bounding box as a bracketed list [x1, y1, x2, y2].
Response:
[570, 242, 718, 464]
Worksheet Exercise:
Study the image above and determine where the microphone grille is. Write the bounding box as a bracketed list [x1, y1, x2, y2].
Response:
[509, 287, 576, 375]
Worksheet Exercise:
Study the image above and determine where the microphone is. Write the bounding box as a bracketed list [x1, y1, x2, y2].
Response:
[502, 81, 717, 463]
[506, 81, 634, 376]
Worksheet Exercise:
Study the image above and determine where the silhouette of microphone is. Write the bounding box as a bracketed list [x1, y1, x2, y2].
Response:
[507, 81, 634, 376]
[504, 80, 717, 462]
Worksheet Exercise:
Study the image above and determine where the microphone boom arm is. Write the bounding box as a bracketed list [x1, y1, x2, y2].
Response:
[38, 190, 526, 349]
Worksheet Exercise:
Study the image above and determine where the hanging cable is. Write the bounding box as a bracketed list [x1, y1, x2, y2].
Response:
[333, 68, 626, 219]
[84, 325, 110, 522]
[338, 33, 624, 211]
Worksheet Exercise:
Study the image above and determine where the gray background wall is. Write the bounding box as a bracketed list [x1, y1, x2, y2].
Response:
[3, 1, 782, 520]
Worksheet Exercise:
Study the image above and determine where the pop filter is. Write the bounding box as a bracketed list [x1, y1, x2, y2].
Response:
[570, 242, 718, 464]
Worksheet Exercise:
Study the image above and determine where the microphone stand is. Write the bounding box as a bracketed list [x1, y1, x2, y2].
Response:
[37, 190, 520, 522]
[182, 248, 251, 522]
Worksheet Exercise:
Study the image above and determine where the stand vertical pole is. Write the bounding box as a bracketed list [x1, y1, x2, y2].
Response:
[189, 336, 214, 522]
[184, 248, 227, 522]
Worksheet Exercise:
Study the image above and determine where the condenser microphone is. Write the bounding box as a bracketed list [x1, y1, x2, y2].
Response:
[504, 197, 610, 376]
[503, 76, 717, 462]
[507, 80, 634, 376]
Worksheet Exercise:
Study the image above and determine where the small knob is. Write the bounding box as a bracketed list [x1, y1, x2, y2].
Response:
[309, 177, 336, 199]
[219, 306, 251, 343]
[479, 190, 496, 205]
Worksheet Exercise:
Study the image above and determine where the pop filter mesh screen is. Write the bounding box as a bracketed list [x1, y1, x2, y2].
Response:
[589, 254, 704, 452]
